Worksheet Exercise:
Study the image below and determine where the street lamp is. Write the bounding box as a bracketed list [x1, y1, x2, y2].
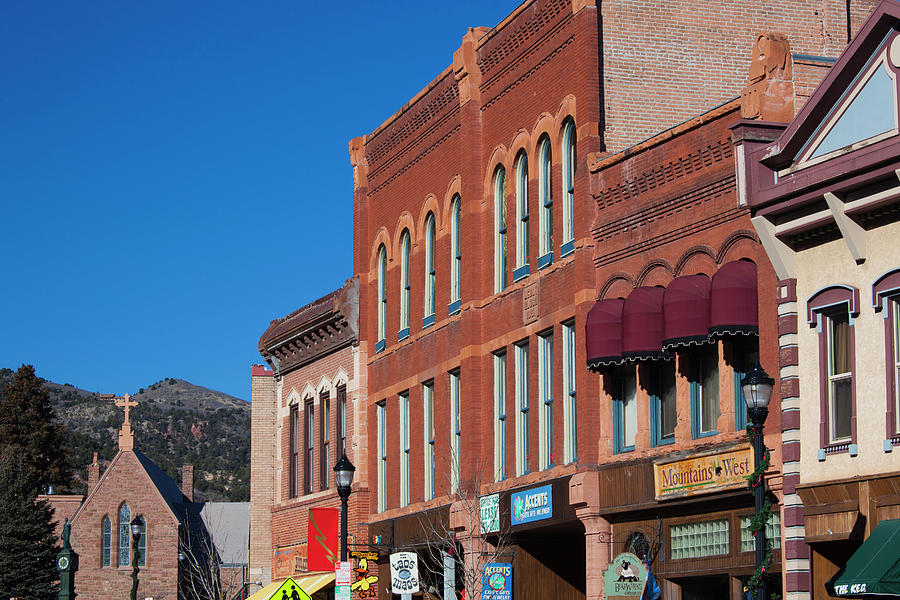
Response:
[333, 453, 356, 561]
[130, 517, 144, 600]
[741, 363, 774, 600]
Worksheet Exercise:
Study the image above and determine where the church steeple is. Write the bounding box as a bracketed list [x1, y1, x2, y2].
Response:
[102, 393, 138, 451]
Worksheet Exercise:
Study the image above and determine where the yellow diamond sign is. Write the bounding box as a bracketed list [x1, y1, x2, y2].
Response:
[270, 577, 312, 600]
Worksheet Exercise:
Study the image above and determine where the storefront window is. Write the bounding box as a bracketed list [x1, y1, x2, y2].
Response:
[670, 519, 729, 559]
[614, 368, 637, 453]
[740, 512, 781, 552]
[691, 344, 720, 438]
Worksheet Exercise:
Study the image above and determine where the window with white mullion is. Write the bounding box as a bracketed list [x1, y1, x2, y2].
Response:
[494, 167, 508, 293]
[450, 197, 461, 305]
[377, 246, 387, 345]
[494, 351, 507, 481]
[515, 153, 529, 270]
[424, 215, 435, 320]
[423, 381, 434, 501]
[561, 120, 576, 246]
[538, 331, 554, 470]
[400, 232, 410, 335]
[376, 402, 386, 512]
[400, 392, 410, 507]
[828, 313, 853, 443]
[562, 321, 576, 463]
[515, 341, 529, 476]
[450, 370, 461, 493]
[538, 138, 553, 260]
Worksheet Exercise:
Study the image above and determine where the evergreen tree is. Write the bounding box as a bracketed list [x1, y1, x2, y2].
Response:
[0, 449, 60, 600]
[0, 365, 71, 488]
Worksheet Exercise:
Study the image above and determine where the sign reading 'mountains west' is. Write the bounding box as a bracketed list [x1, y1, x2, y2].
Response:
[653, 446, 752, 500]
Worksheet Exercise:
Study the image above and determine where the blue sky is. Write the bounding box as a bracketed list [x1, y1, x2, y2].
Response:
[1, 1, 518, 400]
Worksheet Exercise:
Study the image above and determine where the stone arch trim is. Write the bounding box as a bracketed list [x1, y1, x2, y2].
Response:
[553, 95, 578, 154]
[332, 368, 349, 389]
[599, 272, 636, 300]
[316, 375, 331, 397]
[509, 129, 532, 166]
[285, 387, 304, 407]
[636, 259, 675, 287]
[418, 196, 441, 243]
[715, 230, 759, 263]
[530, 113, 556, 158]
[300, 383, 316, 402]
[393, 213, 417, 260]
[484, 145, 511, 198]
[369, 228, 391, 273]
[441, 176, 462, 233]
[674, 245, 717, 276]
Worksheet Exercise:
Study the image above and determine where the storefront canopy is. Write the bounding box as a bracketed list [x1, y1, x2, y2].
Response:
[623, 287, 666, 360]
[663, 274, 711, 350]
[827, 519, 900, 597]
[708, 260, 759, 336]
[586, 298, 625, 369]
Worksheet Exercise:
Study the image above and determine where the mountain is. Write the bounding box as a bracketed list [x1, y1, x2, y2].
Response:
[0, 369, 250, 502]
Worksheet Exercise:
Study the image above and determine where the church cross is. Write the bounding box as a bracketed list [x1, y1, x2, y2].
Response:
[114, 393, 138, 425]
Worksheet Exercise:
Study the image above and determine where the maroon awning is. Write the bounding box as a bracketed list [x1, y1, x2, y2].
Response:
[663, 274, 711, 350]
[709, 260, 759, 336]
[586, 298, 625, 370]
[623, 287, 666, 360]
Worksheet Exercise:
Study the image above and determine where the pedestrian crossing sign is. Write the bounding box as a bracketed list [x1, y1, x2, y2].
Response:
[271, 577, 312, 600]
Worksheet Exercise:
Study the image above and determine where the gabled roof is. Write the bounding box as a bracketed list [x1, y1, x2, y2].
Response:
[760, 0, 900, 170]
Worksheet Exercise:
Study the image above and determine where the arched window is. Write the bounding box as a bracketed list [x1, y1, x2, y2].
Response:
[118, 503, 131, 567]
[424, 214, 436, 326]
[133, 516, 146, 567]
[399, 231, 411, 339]
[538, 137, 553, 267]
[449, 196, 461, 312]
[515, 152, 530, 278]
[494, 166, 507, 293]
[561, 119, 576, 254]
[101, 516, 111, 566]
[377, 245, 387, 352]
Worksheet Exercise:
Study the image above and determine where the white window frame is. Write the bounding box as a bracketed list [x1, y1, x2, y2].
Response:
[494, 167, 507, 293]
[538, 330, 554, 470]
[400, 231, 410, 335]
[377, 402, 386, 512]
[424, 214, 436, 321]
[450, 369, 461, 493]
[515, 341, 529, 476]
[450, 196, 461, 305]
[377, 246, 387, 345]
[515, 152, 529, 270]
[399, 391, 410, 507]
[538, 137, 553, 260]
[494, 350, 507, 481]
[562, 321, 576, 463]
[561, 120, 576, 247]
[423, 381, 435, 500]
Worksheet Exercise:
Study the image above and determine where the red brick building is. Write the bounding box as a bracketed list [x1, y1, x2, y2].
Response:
[251, 277, 370, 590]
[347, 0, 875, 599]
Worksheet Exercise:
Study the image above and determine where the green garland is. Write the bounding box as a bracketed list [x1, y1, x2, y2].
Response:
[744, 428, 773, 600]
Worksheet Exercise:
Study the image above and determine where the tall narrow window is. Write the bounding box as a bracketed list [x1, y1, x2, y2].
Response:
[450, 370, 461, 493]
[828, 313, 853, 443]
[614, 368, 638, 453]
[118, 503, 131, 567]
[561, 119, 576, 255]
[893, 301, 900, 435]
[101, 516, 111, 567]
[494, 167, 507, 293]
[337, 385, 347, 458]
[515, 341, 530, 476]
[377, 246, 387, 352]
[424, 214, 436, 326]
[133, 516, 146, 567]
[538, 330, 554, 469]
[691, 345, 720, 438]
[514, 152, 530, 280]
[562, 321, 577, 463]
[538, 137, 553, 268]
[289, 404, 299, 498]
[732, 339, 759, 432]
[376, 401, 386, 512]
[399, 392, 410, 507]
[493, 350, 507, 481]
[320, 392, 330, 489]
[652, 362, 677, 446]
[399, 231, 411, 340]
[423, 381, 435, 500]
[305, 400, 314, 494]
[449, 196, 462, 313]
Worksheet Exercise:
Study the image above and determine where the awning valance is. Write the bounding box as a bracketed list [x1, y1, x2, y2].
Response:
[663, 274, 711, 350]
[709, 260, 759, 336]
[623, 287, 666, 361]
[586, 298, 625, 369]
[827, 519, 900, 597]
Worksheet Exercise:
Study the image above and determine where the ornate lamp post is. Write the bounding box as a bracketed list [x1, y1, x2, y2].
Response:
[333, 453, 356, 561]
[741, 363, 774, 600]
[130, 517, 144, 600]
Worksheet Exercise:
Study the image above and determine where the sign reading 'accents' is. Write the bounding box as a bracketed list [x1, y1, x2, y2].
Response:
[654, 446, 752, 500]
[511, 484, 552, 525]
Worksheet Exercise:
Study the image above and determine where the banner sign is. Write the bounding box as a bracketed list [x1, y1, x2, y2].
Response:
[307, 507, 339, 571]
[482, 563, 512, 600]
[654, 446, 752, 500]
[390, 552, 420, 595]
[603, 552, 647, 600]
[511, 484, 552, 526]
[480, 494, 500, 533]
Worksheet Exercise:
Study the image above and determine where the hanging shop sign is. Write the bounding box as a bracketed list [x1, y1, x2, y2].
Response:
[350, 551, 379, 599]
[480, 493, 500, 534]
[654, 446, 752, 500]
[482, 563, 513, 600]
[273, 543, 307, 578]
[390, 551, 420, 595]
[511, 484, 552, 526]
[603, 552, 648, 600]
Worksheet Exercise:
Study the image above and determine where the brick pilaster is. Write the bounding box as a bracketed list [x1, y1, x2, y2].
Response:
[250, 364, 276, 584]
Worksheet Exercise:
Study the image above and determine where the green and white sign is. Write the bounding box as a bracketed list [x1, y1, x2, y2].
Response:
[480, 494, 500, 534]
[603, 552, 647, 600]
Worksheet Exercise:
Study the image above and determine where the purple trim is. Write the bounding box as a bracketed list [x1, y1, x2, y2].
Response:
[873, 268, 900, 309]
[806, 285, 861, 326]
[873, 269, 900, 438]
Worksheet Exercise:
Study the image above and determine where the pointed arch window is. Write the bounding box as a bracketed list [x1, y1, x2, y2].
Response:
[133, 516, 146, 567]
[538, 137, 553, 268]
[449, 196, 462, 314]
[118, 503, 131, 567]
[494, 167, 508, 293]
[101, 516, 111, 566]
[514, 152, 530, 281]
[399, 231, 411, 340]
[561, 120, 576, 256]
[377, 245, 387, 352]
[424, 214, 436, 327]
